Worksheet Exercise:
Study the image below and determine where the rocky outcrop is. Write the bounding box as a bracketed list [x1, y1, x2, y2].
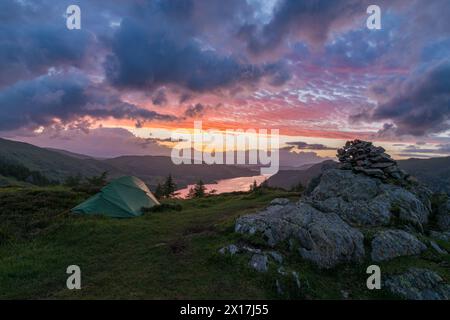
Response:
[235, 202, 365, 269]
[371, 230, 427, 262]
[230, 140, 447, 298]
[307, 169, 430, 228]
[385, 268, 450, 300]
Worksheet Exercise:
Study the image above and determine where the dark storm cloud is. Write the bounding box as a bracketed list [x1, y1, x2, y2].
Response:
[184, 103, 206, 118]
[367, 63, 450, 136]
[239, 0, 375, 54]
[179, 93, 193, 104]
[0, 1, 94, 88]
[2, 0, 450, 140]
[0, 72, 176, 131]
[152, 89, 168, 106]
[104, 17, 291, 92]
[286, 141, 334, 150]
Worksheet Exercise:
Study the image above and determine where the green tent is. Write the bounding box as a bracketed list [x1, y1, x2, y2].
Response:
[72, 176, 160, 218]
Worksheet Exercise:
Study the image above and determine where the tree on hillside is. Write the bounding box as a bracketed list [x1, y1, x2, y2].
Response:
[154, 182, 164, 199]
[188, 180, 206, 198]
[290, 181, 305, 193]
[86, 171, 108, 188]
[64, 174, 83, 188]
[250, 180, 258, 192]
[163, 174, 177, 198]
[0, 158, 53, 186]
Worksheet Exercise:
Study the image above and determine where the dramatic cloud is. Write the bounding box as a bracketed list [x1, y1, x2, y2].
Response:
[0, 72, 176, 131]
[1, 0, 450, 154]
[286, 141, 335, 150]
[184, 103, 206, 118]
[8, 127, 173, 159]
[105, 18, 291, 92]
[365, 63, 450, 136]
[152, 89, 168, 106]
[239, 0, 378, 54]
[0, 1, 92, 88]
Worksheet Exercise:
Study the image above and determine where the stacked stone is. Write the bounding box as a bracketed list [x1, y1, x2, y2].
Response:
[337, 139, 408, 181]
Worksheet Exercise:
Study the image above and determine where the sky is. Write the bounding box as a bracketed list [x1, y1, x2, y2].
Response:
[1, 0, 450, 160]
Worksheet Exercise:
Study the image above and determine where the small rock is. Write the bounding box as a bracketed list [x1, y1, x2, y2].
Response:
[270, 198, 291, 206]
[228, 244, 239, 255]
[430, 230, 450, 242]
[242, 246, 262, 254]
[340, 290, 350, 299]
[361, 168, 385, 177]
[292, 271, 301, 289]
[371, 230, 427, 262]
[277, 266, 287, 276]
[276, 279, 284, 295]
[268, 251, 283, 264]
[429, 241, 447, 254]
[249, 254, 268, 272]
[219, 244, 239, 255]
[370, 162, 395, 169]
[385, 268, 450, 300]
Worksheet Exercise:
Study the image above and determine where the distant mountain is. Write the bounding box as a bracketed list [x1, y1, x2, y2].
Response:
[0, 138, 120, 182]
[45, 148, 96, 160]
[9, 136, 449, 194]
[104, 155, 257, 189]
[0, 138, 257, 189]
[267, 156, 450, 194]
[398, 157, 450, 194]
[266, 160, 338, 190]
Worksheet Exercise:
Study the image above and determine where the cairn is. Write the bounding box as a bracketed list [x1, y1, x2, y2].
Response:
[337, 140, 409, 182]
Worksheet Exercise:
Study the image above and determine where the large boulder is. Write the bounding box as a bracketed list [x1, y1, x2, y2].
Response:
[385, 268, 450, 300]
[235, 202, 365, 269]
[371, 230, 427, 262]
[307, 169, 430, 228]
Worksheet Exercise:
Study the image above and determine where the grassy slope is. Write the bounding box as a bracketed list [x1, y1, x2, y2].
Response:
[0, 138, 118, 182]
[0, 187, 448, 299]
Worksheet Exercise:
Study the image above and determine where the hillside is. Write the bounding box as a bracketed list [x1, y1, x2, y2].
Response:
[46, 148, 96, 160]
[267, 156, 450, 195]
[0, 138, 258, 189]
[0, 138, 119, 182]
[266, 160, 338, 190]
[0, 186, 297, 299]
[0, 184, 448, 299]
[398, 157, 450, 194]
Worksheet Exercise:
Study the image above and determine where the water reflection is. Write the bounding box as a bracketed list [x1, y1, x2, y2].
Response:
[176, 175, 271, 199]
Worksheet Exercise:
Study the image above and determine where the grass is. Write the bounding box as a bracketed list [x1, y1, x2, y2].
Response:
[0, 187, 294, 299]
[0, 186, 448, 299]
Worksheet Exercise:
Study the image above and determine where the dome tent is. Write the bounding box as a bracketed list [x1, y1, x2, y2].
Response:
[72, 176, 160, 218]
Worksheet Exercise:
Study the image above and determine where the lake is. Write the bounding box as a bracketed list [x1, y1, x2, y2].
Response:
[176, 174, 271, 198]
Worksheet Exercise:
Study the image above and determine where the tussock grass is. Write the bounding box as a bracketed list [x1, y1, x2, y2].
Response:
[0, 186, 448, 299]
